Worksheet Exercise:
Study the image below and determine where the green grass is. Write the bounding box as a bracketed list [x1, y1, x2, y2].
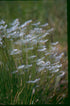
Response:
[0, 0, 68, 104]
[0, 19, 68, 104]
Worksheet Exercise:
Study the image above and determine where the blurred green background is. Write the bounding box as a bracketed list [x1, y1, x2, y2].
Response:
[0, 0, 67, 46]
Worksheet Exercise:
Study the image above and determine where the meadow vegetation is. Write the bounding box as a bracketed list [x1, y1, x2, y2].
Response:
[0, 0, 68, 104]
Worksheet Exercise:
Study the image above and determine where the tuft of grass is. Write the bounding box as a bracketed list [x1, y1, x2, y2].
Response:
[0, 19, 68, 104]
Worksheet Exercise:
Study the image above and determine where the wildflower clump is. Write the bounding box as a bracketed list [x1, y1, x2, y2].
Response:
[0, 19, 65, 104]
